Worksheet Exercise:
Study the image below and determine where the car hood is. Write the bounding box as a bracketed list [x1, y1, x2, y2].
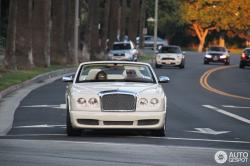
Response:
[72, 82, 161, 94]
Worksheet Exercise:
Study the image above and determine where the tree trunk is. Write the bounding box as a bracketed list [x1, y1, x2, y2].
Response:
[4, 0, 17, 69]
[128, 0, 140, 44]
[219, 36, 225, 47]
[88, 0, 100, 60]
[198, 39, 205, 52]
[108, 0, 119, 49]
[64, 0, 75, 64]
[32, 0, 51, 67]
[101, 0, 110, 52]
[120, 0, 127, 40]
[51, 0, 67, 65]
[14, 0, 33, 69]
[192, 24, 209, 52]
[139, 0, 145, 48]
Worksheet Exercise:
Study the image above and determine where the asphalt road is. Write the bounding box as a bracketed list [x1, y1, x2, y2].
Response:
[0, 51, 250, 166]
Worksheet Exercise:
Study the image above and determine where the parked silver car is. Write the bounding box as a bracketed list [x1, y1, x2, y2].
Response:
[136, 35, 168, 49]
[108, 41, 138, 61]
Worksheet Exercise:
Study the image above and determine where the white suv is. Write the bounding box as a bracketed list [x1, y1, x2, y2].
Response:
[108, 41, 138, 61]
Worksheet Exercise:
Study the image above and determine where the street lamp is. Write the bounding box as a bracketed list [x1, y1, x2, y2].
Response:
[74, 0, 79, 65]
[153, 0, 159, 54]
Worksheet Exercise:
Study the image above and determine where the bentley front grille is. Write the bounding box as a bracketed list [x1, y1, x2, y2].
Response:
[100, 92, 136, 111]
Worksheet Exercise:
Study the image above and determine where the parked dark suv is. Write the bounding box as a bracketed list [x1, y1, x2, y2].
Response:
[204, 46, 230, 65]
[239, 48, 250, 68]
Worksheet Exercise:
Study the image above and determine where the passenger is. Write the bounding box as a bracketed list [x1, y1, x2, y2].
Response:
[95, 71, 107, 81]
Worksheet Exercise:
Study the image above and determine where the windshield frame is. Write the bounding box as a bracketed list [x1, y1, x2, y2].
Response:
[208, 47, 226, 52]
[75, 63, 157, 84]
[159, 46, 181, 54]
[112, 43, 132, 50]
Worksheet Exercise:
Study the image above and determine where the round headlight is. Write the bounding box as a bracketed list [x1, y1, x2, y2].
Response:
[139, 98, 148, 105]
[77, 98, 86, 105]
[150, 98, 159, 105]
[88, 98, 98, 105]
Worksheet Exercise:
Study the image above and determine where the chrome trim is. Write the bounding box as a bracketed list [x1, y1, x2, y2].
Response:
[99, 90, 137, 112]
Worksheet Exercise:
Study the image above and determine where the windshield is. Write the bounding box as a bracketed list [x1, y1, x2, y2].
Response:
[112, 43, 131, 50]
[76, 63, 155, 83]
[208, 47, 226, 52]
[159, 46, 181, 53]
[245, 49, 250, 55]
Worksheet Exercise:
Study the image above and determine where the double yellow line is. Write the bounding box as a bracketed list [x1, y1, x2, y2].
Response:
[200, 65, 250, 100]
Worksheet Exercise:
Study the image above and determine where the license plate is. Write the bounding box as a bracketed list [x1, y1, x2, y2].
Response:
[163, 61, 171, 64]
[213, 56, 218, 61]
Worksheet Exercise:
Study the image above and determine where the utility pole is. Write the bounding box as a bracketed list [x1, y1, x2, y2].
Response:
[74, 0, 79, 64]
[0, 0, 2, 38]
[153, 0, 158, 53]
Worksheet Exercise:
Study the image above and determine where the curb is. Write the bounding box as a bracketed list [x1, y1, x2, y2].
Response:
[0, 67, 76, 136]
[0, 67, 76, 100]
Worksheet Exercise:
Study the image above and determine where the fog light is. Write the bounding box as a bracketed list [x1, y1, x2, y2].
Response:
[139, 98, 148, 106]
[150, 98, 159, 105]
[88, 98, 98, 105]
[77, 98, 86, 105]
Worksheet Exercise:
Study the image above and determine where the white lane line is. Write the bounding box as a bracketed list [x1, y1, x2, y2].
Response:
[3, 134, 250, 144]
[222, 105, 250, 109]
[14, 124, 66, 128]
[6, 134, 66, 137]
[203, 105, 250, 124]
[186, 128, 230, 135]
[21, 104, 66, 110]
[130, 136, 250, 144]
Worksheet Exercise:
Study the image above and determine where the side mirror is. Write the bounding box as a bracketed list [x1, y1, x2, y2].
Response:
[62, 75, 74, 82]
[158, 76, 170, 83]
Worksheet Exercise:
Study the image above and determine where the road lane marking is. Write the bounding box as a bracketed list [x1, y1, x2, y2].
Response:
[21, 104, 66, 110]
[222, 105, 250, 109]
[200, 65, 250, 100]
[2, 136, 250, 145]
[187, 128, 230, 135]
[5, 134, 66, 136]
[203, 105, 250, 124]
[14, 124, 66, 128]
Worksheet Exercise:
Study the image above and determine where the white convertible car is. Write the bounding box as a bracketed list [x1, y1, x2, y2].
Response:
[63, 61, 169, 136]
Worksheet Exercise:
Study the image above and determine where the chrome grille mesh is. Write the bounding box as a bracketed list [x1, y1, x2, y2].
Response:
[101, 93, 136, 111]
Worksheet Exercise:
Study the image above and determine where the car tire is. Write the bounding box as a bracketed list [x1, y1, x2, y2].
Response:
[239, 61, 245, 68]
[179, 60, 185, 69]
[151, 125, 166, 137]
[155, 63, 162, 69]
[66, 106, 81, 136]
[225, 59, 230, 65]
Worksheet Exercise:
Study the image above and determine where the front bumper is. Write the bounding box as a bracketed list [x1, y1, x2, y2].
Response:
[156, 58, 182, 66]
[109, 56, 133, 61]
[204, 57, 228, 63]
[240, 59, 250, 66]
[70, 111, 166, 129]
